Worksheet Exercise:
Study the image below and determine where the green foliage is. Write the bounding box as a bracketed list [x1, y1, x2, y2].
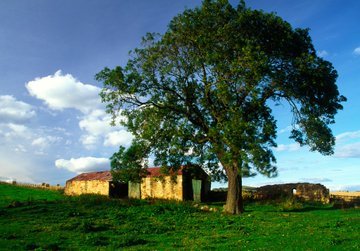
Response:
[278, 197, 306, 212]
[0, 184, 359, 250]
[96, 0, 345, 213]
[96, 0, 345, 179]
[110, 140, 150, 182]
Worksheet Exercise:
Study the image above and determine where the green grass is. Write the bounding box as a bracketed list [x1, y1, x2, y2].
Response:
[0, 183, 359, 250]
[0, 182, 63, 207]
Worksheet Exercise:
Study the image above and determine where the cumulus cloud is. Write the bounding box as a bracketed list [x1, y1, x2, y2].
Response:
[79, 109, 113, 136]
[334, 142, 360, 158]
[274, 143, 301, 152]
[317, 50, 328, 57]
[26, 70, 101, 113]
[78, 110, 114, 148]
[26, 70, 133, 149]
[104, 130, 133, 147]
[55, 157, 110, 173]
[79, 109, 132, 149]
[0, 95, 36, 123]
[353, 47, 360, 56]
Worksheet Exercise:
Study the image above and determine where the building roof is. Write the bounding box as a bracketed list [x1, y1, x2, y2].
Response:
[146, 167, 183, 177]
[67, 171, 112, 182]
[67, 166, 204, 182]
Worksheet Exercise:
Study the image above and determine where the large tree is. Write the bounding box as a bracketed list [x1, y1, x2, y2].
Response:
[96, 0, 345, 214]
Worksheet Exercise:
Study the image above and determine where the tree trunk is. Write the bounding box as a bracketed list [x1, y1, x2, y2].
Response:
[223, 168, 244, 214]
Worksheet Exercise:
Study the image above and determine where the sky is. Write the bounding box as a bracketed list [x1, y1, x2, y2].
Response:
[0, 0, 359, 191]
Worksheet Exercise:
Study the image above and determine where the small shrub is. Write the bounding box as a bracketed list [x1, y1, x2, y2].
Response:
[278, 197, 304, 212]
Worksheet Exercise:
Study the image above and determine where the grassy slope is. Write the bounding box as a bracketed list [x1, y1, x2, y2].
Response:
[0, 182, 64, 207]
[0, 183, 359, 250]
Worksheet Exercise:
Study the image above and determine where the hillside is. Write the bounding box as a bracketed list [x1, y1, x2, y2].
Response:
[0, 183, 359, 250]
[0, 182, 64, 207]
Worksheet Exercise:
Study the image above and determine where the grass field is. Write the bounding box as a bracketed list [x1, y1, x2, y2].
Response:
[0, 182, 64, 208]
[0, 183, 359, 250]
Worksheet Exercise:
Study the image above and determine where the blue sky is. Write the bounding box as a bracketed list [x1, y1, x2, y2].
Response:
[0, 0, 359, 191]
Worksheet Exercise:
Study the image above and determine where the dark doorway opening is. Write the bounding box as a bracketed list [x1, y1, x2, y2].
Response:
[109, 182, 128, 198]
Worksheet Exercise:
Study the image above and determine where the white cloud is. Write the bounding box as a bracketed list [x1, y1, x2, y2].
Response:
[80, 135, 99, 149]
[104, 130, 133, 147]
[0, 95, 36, 123]
[79, 109, 132, 149]
[334, 130, 360, 158]
[55, 157, 110, 173]
[274, 143, 301, 152]
[31, 136, 62, 149]
[317, 50, 328, 57]
[25, 70, 133, 149]
[279, 125, 292, 134]
[0, 123, 31, 140]
[300, 177, 332, 183]
[353, 47, 360, 56]
[14, 144, 27, 153]
[336, 130, 360, 141]
[79, 109, 112, 136]
[0, 121, 66, 159]
[26, 70, 101, 113]
[335, 142, 360, 158]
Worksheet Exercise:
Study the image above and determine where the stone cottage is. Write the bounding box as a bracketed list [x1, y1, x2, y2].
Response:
[64, 171, 127, 197]
[129, 166, 211, 202]
[64, 166, 211, 202]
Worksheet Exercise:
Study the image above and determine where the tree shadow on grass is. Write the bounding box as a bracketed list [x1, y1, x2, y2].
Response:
[282, 206, 337, 212]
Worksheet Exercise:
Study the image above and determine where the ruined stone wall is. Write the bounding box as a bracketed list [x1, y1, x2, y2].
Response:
[254, 183, 330, 203]
[140, 175, 183, 200]
[295, 183, 330, 203]
[64, 180, 110, 196]
[330, 192, 360, 208]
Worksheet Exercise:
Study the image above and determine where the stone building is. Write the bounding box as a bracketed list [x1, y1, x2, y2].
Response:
[129, 166, 211, 202]
[254, 183, 330, 203]
[64, 166, 211, 202]
[64, 171, 127, 197]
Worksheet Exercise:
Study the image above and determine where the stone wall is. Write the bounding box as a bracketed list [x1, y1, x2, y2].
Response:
[330, 192, 360, 208]
[254, 183, 330, 203]
[64, 180, 110, 196]
[140, 175, 183, 200]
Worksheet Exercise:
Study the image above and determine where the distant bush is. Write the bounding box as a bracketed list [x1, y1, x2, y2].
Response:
[278, 197, 304, 212]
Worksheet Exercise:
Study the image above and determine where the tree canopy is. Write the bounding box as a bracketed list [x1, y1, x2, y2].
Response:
[96, 0, 346, 214]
